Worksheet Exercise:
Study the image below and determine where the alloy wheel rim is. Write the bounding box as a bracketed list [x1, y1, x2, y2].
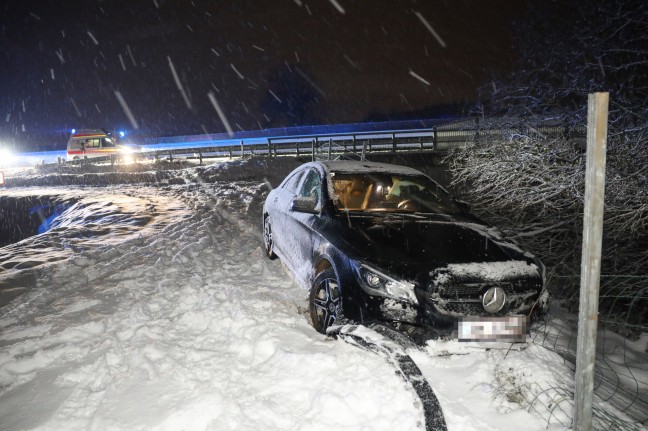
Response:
[313, 278, 340, 330]
[264, 220, 272, 252]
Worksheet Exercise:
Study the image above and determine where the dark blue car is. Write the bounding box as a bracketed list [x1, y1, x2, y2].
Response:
[263, 160, 547, 340]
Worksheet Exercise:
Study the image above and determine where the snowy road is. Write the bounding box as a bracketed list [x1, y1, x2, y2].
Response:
[0, 160, 590, 430]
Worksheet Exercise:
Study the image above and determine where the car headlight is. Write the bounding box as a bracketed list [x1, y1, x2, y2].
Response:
[354, 263, 418, 305]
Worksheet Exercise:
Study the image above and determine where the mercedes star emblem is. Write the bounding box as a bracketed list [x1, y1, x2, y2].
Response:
[482, 287, 507, 313]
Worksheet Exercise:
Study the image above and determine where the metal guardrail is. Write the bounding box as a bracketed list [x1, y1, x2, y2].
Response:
[62, 126, 470, 165]
[60, 119, 586, 165]
[141, 125, 477, 163]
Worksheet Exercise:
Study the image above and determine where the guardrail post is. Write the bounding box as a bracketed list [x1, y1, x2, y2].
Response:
[311, 139, 315, 161]
[267, 139, 272, 157]
[228, 147, 233, 159]
[328, 139, 332, 160]
[574, 92, 609, 431]
[432, 127, 437, 151]
[296, 142, 300, 157]
[392, 133, 396, 153]
[240, 140, 244, 158]
[353, 136, 356, 152]
[110, 154, 116, 166]
[198, 150, 203, 165]
[169, 151, 173, 163]
[361, 141, 366, 161]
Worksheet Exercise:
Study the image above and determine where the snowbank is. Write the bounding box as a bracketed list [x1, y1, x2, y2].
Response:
[0, 158, 641, 430]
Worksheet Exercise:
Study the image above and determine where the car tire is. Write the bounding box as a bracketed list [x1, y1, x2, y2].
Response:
[309, 268, 343, 333]
[263, 215, 277, 260]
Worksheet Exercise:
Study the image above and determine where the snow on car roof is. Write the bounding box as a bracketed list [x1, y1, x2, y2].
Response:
[321, 160, 425, 176]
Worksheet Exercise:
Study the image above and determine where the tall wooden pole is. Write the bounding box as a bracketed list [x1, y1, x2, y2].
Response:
[573, 92, 608, 431]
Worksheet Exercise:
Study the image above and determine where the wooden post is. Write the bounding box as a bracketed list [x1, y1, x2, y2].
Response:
[574, 92, 608, 431]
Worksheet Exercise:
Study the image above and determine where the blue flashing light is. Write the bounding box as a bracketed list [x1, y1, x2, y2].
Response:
[119, 131, 126, 138]
[71, 128, 76, 134]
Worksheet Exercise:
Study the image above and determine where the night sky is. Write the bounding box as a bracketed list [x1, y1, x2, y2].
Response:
[1, 0, 521, 151]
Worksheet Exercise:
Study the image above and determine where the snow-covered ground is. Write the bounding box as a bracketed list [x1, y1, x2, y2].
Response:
[0, 158, 643, 430]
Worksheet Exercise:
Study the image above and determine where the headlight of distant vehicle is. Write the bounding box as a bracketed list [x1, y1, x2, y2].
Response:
[353, 262, 418, 305]
[0, 147, 16, 167]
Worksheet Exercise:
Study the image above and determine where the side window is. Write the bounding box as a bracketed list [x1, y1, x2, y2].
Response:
[103, 137, 115, 148]
[87, 138, 100, 148]
[299, 169, 321, 201]
[283, 171, 304, 193]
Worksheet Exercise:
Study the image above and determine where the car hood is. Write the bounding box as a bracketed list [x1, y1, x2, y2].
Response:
[329, 213, 536, 283]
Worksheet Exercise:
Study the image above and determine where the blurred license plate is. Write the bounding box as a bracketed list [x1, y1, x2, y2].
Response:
[458, 316, 527, 342]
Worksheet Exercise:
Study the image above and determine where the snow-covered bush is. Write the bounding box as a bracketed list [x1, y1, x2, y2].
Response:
[446, 0, 648, 324]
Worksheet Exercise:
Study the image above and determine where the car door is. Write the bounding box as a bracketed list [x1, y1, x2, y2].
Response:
[270, 168, 305, 259]
[282, 168, 322, 285]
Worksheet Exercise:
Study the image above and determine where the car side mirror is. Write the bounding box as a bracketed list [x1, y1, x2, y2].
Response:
[291, 196, 319, 214]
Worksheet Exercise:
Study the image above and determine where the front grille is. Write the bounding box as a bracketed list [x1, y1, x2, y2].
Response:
[440, 284, 482, 297]
[442, 301, 484, 315]
[434, 281, 540, 299]
[427, 279, 542, 317]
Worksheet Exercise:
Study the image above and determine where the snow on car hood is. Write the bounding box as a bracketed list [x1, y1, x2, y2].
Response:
[432, 260, 541, 285]
[331, 213, 534, 282]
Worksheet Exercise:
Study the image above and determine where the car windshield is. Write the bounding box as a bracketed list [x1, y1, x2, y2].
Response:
[330, 172, 462, 215]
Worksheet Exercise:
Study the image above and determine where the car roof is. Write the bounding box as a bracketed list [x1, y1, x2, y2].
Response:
[320, 160, 425, 176]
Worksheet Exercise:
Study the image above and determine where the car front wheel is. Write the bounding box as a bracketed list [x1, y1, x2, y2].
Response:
[263, 216, 277, 259]
[309, 268, 343, 333]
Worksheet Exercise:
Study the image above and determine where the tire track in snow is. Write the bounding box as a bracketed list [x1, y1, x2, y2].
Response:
[331, 324, 448, 431]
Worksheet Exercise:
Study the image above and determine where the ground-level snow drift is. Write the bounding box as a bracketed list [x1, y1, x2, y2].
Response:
[0, 186, 192, 308]
[0, 160, 641, 430]
[0, 181, 425, 430]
